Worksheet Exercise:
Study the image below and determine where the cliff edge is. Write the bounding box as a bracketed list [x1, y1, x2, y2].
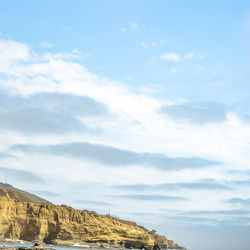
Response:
[0, 183, 185, 249]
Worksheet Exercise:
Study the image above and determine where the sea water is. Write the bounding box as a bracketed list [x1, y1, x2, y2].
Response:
[0, 242, 185, 250]
[0, 242, 118, 250]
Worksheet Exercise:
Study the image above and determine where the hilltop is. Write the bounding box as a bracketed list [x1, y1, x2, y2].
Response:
[0, 183, 51, 205]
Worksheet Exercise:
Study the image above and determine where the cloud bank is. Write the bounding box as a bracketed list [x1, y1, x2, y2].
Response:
[11, 142, 221, 170]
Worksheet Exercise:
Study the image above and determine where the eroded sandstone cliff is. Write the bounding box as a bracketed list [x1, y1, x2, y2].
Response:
[0, 184, 185, 249]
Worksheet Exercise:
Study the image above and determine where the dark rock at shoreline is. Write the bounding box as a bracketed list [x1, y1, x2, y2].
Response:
[0, 247, 53, 250]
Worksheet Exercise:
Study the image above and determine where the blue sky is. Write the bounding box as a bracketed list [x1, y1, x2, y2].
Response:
[0, 1, 250, 249]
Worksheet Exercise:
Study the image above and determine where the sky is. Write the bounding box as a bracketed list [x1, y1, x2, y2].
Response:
[0, 1, 250, 249]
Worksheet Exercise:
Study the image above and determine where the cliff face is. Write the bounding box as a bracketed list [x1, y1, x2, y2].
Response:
[0, 185, 185, 249]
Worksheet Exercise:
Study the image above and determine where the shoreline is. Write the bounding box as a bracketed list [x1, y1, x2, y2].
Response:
[0, 239, 128, 250]
[0, 240, 185, 250]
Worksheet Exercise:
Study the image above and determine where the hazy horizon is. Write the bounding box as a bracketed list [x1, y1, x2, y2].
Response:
[0, 1, 250, 249]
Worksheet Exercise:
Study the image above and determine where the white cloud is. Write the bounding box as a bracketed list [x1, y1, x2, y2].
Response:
[121, 28, 126, 32]
[160, 52, 203, 61]
[1, 38, 250, 221]
[0, 39, 30, 63]
[0, 42, 247, 168]
[41, 50, 88, 61]
[160, 53, 180, 61]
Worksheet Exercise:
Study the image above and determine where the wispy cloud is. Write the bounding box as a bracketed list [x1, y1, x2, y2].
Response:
[0, 91, 107, 135]
[141, 42, 148, 48]
[121, 22, 139, 32]
[115, 179, 230, 191]
[11, 142, 222, 170]
[130, 22, 139, 29]
[160, 52, 202, 62]
[32, 190, 61, 197]
[74, 200, 112, 206]
[174, 209, 250, 216]
[170, 67, 177, 74]
[42, 50, 89, 60]
[141, 40, 165, 48]
[39, 41, 55, 48]
[0, 167, 45, 183]
[0, 107, 92, 135]
[184, 53, 195, 59]
[158, 209, 250, 226]
[160, 53, 180, 61]
[227, 169, 250, 176]
[0, 152, 14, 159]
[0, 39, 30, 63]
[230, 179, 250, 186]
[226, 198, 250, 207]
[165, 215, 250, 226]
[160, 102, 227, 124]
[113, 194, 186, 201]
[164, 216, 219, 225]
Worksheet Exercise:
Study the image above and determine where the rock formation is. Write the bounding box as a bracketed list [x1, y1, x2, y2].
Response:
[0, 183, 185, 249]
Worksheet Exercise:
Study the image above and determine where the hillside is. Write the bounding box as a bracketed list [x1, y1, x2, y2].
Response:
[0, 183, 51, 205]
[0, 183, 185, 249]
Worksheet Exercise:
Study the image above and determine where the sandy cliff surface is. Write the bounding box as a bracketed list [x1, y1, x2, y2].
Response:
[0, 183, 185, 249]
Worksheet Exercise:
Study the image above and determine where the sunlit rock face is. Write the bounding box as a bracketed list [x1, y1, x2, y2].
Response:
[0, 184, 185, 249]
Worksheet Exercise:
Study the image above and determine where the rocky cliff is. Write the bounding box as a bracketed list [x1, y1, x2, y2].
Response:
[0, 184, 185, 249]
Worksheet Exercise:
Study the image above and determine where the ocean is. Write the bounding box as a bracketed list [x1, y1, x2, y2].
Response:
[0, 242, 185, 250]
